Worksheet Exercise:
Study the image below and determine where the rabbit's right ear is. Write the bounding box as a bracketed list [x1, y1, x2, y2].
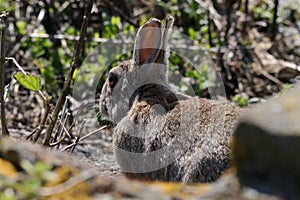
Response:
[132, 18, 162, 67]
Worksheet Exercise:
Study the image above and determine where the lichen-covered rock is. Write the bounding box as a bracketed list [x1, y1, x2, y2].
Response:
[233, 84, 300, 198]
[0, 136, 285, 200]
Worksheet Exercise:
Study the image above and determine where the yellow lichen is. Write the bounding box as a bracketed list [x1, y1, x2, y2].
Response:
[42, 165, 91, 200]
[0, 158, 17, 178]
[149, 181, 212, 199]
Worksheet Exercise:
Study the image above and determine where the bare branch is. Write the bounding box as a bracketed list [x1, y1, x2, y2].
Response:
[44, 0, 94, 146]
[53, 97, 70, 143]
[60, 125, 107, 152]
[70, 120, 86, 155]
[6, 57, 27, 75]
[33, 94, 50, 142]
[272, 0, 279, 40]
[79, 125, 107, 142]
[27, 33, 132, 44]
[0, 12, 9, 136]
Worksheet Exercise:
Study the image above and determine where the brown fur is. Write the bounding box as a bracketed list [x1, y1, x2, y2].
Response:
[113, 95, 240, 182]
[100, 16, 241, 182]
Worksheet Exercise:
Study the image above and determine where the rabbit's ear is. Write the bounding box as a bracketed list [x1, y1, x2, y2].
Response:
[133, 18, 162, 66]
[155, 15, 174, 64]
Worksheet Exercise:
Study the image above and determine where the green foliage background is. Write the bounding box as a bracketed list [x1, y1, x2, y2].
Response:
[1, 0, 300, 103]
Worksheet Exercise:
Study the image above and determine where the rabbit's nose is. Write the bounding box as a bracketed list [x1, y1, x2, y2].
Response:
[152, 104, 166, 115]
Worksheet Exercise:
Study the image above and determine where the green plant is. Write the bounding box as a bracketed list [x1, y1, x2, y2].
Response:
[280, 83, 292, 94]
[253, 3, 274, 22]
[0, 160, 53, 200]
[0, 0, 14, 13]
[9, 57, 50, 142]
[185, 64, 214, 97]
[233, 94, 261, 107]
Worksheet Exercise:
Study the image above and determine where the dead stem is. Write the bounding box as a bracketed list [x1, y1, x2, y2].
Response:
[44, 0, 94, 146]
[0, 12, 9, 136]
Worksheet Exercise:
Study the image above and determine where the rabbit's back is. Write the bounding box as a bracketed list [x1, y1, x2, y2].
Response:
[113, 97, 239, 182]
[101, 16, 241, 183]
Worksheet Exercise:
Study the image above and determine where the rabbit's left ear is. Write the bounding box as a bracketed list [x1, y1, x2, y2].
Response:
[155, 15, 174, 64]
[133, 18, 162, 66]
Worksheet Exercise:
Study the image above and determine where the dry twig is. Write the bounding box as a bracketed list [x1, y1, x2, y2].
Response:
[70, 120, 86, 155]
[272, 0, 279, 40]
[49, 117, 72, 147]
[6, 57, 27, 74]
[61, 125, 107, 152]
[0, 12, 9, 136]
[44, 0, 94, 146]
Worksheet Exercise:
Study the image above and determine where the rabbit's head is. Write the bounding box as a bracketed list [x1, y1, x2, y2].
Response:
[100, 16, 174, 123]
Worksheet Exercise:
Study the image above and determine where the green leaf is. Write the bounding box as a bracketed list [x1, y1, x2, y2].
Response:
[188, 27, 195, 39]
[233, 94, 248, 107]
[111, 16, 121, 26]
[16, 21, 26, 35]
[13, 73, 41, 92]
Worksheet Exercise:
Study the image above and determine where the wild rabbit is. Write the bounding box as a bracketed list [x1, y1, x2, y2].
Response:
[100, 16, 240, 183]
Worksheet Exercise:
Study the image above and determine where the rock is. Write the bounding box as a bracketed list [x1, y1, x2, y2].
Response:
[233, 84, 300, 199]
[199, 169, 282, 200]
[0, 136, 284, 199]
[0, 137, 168, 199]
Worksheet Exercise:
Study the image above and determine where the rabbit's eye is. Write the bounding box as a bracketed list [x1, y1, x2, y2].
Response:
[108, 72, 118, 88]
